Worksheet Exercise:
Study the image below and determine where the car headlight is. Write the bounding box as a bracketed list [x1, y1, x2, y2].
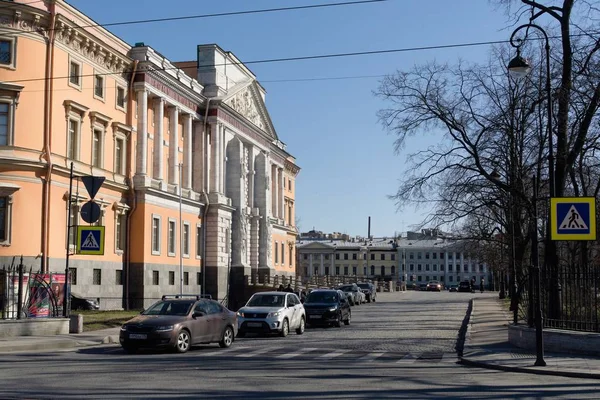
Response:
[155, 325, 174, 332]
[237, 311, 245, 317]
[120, 325, 128, 332]
[328, 307, 337, 312]
[267, 311, 280, 318]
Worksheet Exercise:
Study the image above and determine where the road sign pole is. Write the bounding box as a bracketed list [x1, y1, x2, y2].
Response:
[63, 162, 74, 318]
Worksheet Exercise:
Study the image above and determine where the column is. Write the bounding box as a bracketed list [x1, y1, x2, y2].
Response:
[210, 122, 219, 193]
[135, 90, 148, 175]
[192, 121, 204, 192]
[220, 124, 226, 193]
[183, 114, 193, 189]
[271, 164, 278, 218]
[168, 106, 179, 185]
[250, 215, 260, 270]
[309, 253, 313, 277]
[153, 97, 164, 180]
[320, 253, 324, 276]
[279, 168, 284, 220]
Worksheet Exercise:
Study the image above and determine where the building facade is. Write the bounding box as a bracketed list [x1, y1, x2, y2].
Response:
[0, 0, 299, 308]
[297, 236, 491, 286]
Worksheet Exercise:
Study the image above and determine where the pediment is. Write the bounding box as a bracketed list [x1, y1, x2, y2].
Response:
[223, 81, 278, 140]
[297, 241, 335, 250]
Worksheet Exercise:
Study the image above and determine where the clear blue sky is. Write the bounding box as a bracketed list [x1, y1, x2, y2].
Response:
[69, 0, 513, 237]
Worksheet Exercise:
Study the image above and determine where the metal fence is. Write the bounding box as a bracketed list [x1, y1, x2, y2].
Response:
[517, 264, 600, 333]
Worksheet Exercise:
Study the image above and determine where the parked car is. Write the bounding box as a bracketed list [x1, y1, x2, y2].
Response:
[70, 293, 100, 310]
[357, 282, 377, 303]
[338, 283, 362, 305]
[419, 283, 428, 291]
[458, 280, 473, 293]
[237, 292, 305, 337]
[303, 289, 351, 327]
[426, 281, 442, 292]
[449, 285, 458, 292]
[119, 295, 237, 354]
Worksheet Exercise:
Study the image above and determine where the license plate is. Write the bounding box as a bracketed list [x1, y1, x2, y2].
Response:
[129, 333, 147, 340]
[309, 315, 321, 319]
[247, 322, 262, 327]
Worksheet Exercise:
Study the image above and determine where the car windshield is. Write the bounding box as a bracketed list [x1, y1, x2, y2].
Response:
[306, 291, 338, 303]
[357, 283, 370, 289]
[339, 285, 353, 292]
[142, 301, 193, 316]
[247, 294, 285, 307]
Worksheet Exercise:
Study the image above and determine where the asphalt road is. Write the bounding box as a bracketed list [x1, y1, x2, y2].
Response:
[1, 291, 599, 399]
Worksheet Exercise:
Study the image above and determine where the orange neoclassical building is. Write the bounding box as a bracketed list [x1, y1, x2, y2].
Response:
[0, 0, 299, 309]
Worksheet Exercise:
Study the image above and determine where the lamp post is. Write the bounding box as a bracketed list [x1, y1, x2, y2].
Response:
[508, 23, 552, 368]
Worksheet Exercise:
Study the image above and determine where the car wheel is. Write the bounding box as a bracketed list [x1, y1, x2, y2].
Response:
[219, 326, 234, 348]
[296, 317, 305, 335]
[175, 329, 191, 353]
[344, 311, 351, 325]
[122, 345, 137, 354]
[279, 319, 289, 337]
[236, 330, 246, 338]
[334, 313, 342, 328]
[373, 296, 376, 302]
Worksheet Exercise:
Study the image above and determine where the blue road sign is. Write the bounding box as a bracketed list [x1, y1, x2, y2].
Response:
[80, 201, 101, 224]
[551, 197, 596, 241]
[76, 226, 105, 255]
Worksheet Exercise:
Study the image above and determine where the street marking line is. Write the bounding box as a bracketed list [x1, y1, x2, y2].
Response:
[440, 353, 458, 363]
[318, 350, 350, 359]
[276, 348, 319, 359]
[396, 353, 417, 364]
[362, 352, 386, 362]
[201, 346, 250, 357]
[237, 348, 271, 358]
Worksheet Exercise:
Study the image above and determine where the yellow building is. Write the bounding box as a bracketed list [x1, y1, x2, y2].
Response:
[0, 0, 299, 309]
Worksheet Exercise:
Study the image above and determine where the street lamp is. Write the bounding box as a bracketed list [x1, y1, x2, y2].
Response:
[508, 23, 550, 368]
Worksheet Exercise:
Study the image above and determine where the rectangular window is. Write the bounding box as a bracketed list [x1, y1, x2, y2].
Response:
[275, 242, 279, 264]
[425, 264, 430, 271]
[448, 265, 453, 272]
[352, 266, 357, 275]
[417, 264, 422, 271]
[433, 253, 437, 260]
[69, 61, 81, 86]
[67, 119, 79, 160]
[151, 216, 160, 254]
[115, 213, 126, 252]
[479, 264, 484, 272]
[114, 137, 125, 175]
[92, 269, 101, 285]
[335, 253, 340, 260]
[0, 197, 6, 241]
[116, 86, 126, 109]
[197, 272, 202, 285]
[289, 246, 293, 266]
[67, 203, 78, 247]
[344, 253, 348, 260]
[169, 271, 175, 285]
[281, 243, 285, 265]
[168, 220, 176, 255]
[92, 128, 102, 167]
[352, 253, 357, 260]
[409, 264, 414, 271]
[115, 270, 123, 285]
[463, 265, 469, 272]
[380, 254, 385, 261]
[69, 268, 77, 285]
[425, 252, 430, 259]
[152, 270, 159, 285]
[303, 254, 307, 260]
[417, 252, 422, 259]
[391, 254, 396, 261]
[183, 223, 190, 257]
[0, 103, 9, 146]
[335, 266, 340, 275]
[0, 39, 13, 66]
[370, 254, 374, 260]
[94, 74, 104, 99]
[433, 264, 438, 271]
[196, 225, 202, 258]
[184, 272, 189, 286]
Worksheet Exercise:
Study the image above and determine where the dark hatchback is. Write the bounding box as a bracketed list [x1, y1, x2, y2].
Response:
[303, 289, 351, 327]
[458, 281, 473, 293]
[119, 296, 237, 354]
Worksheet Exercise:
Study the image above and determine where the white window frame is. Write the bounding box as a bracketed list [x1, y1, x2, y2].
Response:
[151, 214, 161, 255]
[91, 126, 103, 168]
[114, 203, 129, 254]
[115, 85, 126, 111]
[68, 56, 82, 90]
[0, 36, 17, 70]
[0, 83, 22, 147]
[64, 100, 88, 162]
[88, 111, 111, 169]
[112, 122, 131, 176]
[281, 242, 285, 266]
[0, 185, 19, 246]
[67, 118, 80, 161]
[275, 241, 279, 265]
[167, 218, 176, 257]
[182, 221, 190, 258]
[195, 223, 202, 260]
[93, 71, 105, 101]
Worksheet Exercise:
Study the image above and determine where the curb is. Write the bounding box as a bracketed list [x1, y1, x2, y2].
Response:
[102, 335, 120, 344]
[459, 357, 600, 380]
[0, 339, 77, 354]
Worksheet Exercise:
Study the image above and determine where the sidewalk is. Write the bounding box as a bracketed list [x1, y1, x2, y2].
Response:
[0, 327, 120, 353]
[460, 295, 600, 379]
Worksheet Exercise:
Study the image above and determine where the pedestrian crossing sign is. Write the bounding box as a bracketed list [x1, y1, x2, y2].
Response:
[76, 226, 105, 255]
[551, 197, 596, 241]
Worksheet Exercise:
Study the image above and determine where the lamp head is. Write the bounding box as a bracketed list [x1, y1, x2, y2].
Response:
[508, 49, 531, 79]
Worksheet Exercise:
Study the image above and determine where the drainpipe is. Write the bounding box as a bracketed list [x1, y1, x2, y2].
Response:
[124, 60, 139, 310]
[41, 2, 57, 273]
[201, 98, 211, 297]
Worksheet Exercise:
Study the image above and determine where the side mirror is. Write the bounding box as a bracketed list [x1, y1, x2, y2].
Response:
[193, 311, 205, 318]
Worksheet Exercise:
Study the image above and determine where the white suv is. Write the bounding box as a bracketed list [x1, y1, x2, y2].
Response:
[237, 292, 306, 337]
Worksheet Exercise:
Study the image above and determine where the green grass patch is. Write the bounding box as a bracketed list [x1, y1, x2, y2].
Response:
[75, 310, 141, 332]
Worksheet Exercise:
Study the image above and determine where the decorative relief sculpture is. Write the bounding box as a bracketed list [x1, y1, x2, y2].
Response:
[239, 210, 248, 261]
[266, 221, 273, 266]
[243, 147, 251, 206]
[227, 89, 265, 130]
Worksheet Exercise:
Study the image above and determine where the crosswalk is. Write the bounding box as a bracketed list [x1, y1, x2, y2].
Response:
[188, 346, 458, 365]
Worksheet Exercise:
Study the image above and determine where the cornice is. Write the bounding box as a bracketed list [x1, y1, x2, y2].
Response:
[284, 159, 301, 175]
[0, 6, 49, 38]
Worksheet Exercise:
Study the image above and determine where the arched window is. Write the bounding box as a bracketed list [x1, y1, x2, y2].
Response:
[380, 266, 385, 276]
[370, 265, 375, 276]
